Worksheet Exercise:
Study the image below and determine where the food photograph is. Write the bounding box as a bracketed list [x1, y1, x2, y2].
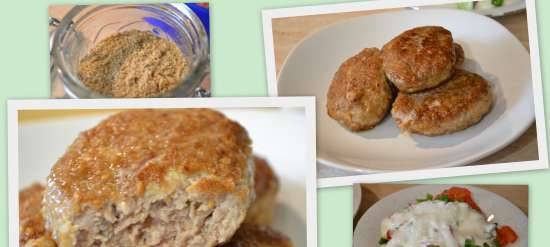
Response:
[14, 102, 313, 247]
[353, 184, 528, 247]
[49, 3, 210, 98]
[267, 0, 545, 178]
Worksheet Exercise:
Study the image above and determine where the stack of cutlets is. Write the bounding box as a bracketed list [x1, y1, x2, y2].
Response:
[327, 26, 493, 136]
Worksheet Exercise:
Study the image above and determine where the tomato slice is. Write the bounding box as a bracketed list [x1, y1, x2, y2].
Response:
[386, 230, 392, 240]
[497, 226, 518, 246]
[439, 187, 481, 211]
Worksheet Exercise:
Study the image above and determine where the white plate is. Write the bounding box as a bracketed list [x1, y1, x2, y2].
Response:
[353, 185, 528, 247]
[278, 9, 534, 173]
[18, 108, 307, 247]
[352, 184, 362, 217]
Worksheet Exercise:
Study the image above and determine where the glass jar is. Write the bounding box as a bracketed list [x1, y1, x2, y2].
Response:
[50, 4, 210, 98]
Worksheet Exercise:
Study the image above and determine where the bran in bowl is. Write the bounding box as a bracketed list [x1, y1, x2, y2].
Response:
[77, 30, 187, 97]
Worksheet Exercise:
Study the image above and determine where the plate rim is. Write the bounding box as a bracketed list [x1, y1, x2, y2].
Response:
[352, 184, 362, 217]
[317, 114, 534, 173]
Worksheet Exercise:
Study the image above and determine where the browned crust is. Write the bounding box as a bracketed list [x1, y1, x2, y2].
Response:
[222, 224, 293, 247]
[454, 43, 465, 68]
[245, 156, 279, 225]
[253, 156, 278, 197]
[326, 48, 393, 131]
[381, 26, 457, 93]
[19, 184, 53, 246]
[392, 70, 493, 135]
[47, 109, 252, 208]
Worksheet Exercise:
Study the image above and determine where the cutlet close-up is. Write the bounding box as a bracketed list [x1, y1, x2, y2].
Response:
[42, 109, 254, 247]
[16, 106, 309, 247]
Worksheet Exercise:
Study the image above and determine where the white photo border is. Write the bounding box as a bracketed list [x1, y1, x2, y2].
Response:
[7, 97, 317, 247]
[262, 0, 548, 188]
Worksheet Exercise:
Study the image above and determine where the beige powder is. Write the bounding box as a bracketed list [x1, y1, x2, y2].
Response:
[77, 30, 187, 97]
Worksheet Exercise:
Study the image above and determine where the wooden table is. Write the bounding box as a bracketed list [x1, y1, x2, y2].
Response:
[353, 184, 528, 229]
[272, 9, 538, 177]
[48, 5, 211, 98]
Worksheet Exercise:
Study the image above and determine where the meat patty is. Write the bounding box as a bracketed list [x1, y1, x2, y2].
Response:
[42, 109, 254, 247]
[391, 70, 493, 136]
[222, 224, 293, 247]
[327, 48, 393, 131]
[245, 156, 279, 225]
[381, 26, 459, 93]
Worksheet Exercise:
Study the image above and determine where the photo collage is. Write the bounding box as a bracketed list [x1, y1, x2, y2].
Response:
[1, 0, 546, 246]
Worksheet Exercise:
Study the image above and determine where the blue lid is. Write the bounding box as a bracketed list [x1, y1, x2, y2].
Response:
[185, 3, 210, 37]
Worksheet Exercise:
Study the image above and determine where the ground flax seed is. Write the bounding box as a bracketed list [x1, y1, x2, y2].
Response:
[77, 30, 187, 97]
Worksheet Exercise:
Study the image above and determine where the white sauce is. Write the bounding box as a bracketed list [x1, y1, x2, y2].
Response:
[380, 201, 496, 247]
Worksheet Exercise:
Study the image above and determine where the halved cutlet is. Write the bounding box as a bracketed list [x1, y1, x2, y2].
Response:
[42, 109, 254, 247]
[20, 156, 285, 247]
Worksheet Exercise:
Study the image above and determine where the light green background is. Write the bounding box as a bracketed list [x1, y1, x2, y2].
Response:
[0, 0, 547, 246]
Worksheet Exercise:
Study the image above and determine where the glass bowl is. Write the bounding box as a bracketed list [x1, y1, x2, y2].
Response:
[50, 4, 209, 98]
